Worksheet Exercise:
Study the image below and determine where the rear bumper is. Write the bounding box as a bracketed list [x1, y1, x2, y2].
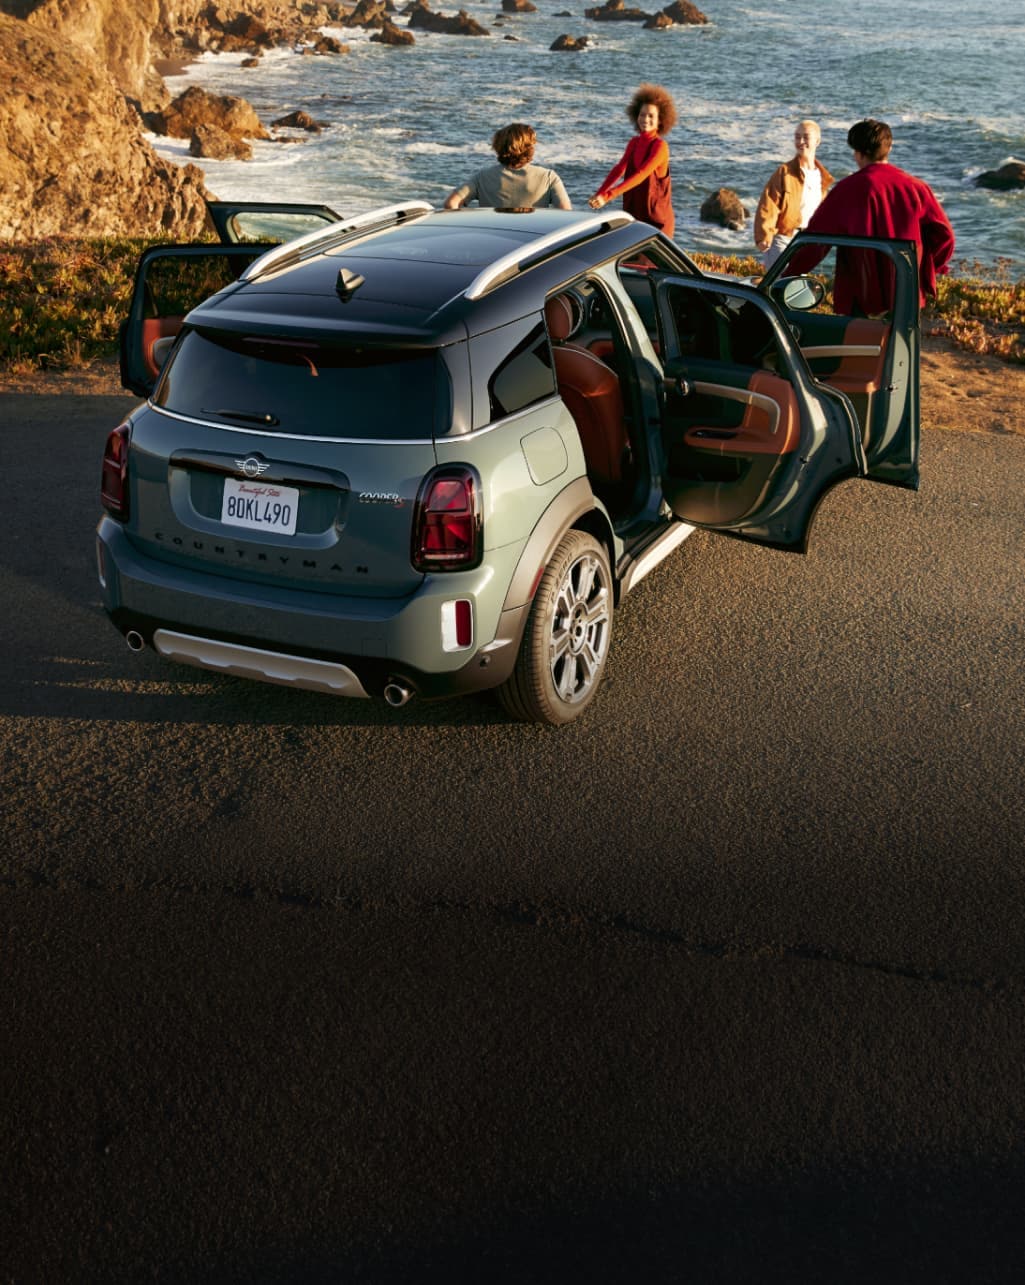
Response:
[152, 629, 371, 698]
[97, 517, 529, 699]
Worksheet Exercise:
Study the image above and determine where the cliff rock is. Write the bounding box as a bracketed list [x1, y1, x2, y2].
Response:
[1, 2, 351, 105]
[0, 12, 212, 241]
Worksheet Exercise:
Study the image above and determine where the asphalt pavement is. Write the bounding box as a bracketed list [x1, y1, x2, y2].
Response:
[1, 390, 1023, 1282]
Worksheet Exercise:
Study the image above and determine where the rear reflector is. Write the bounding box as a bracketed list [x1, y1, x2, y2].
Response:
[441, 599, 473, 652]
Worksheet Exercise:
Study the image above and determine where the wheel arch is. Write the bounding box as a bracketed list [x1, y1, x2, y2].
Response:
[501, 477, 614, 613]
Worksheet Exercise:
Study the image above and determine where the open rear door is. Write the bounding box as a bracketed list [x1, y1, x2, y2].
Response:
[121, 202, 346, 397]
[120, 245, 270, 397]
[763, 233, 920, 489]
[653, 274, 862, 553]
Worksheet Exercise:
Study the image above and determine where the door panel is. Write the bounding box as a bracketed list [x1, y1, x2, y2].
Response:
[654, 275, 861, 550]
[763, 233, 920, 488]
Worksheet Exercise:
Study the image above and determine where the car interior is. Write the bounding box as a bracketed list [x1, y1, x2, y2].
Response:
[544, 267, 803, 528]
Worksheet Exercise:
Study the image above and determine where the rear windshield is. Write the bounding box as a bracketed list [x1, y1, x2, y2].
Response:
[155, 329, 451, 440]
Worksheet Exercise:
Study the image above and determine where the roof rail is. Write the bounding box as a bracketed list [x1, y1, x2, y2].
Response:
[241, 201, 434, 281]
[463, 212, 635, 301]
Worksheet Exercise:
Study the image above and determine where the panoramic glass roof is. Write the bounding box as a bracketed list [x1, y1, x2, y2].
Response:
[331, 221, 538, 268]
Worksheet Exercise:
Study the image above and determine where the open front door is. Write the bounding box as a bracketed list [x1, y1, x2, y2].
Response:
[120, 245, 269, 397]
[763, 233, 920, 489]
[653, 274, 863, 552]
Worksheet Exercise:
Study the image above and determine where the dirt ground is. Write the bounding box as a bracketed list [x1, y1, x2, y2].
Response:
[1, 335, 1022, 437]
[918, 335, 1025, 437]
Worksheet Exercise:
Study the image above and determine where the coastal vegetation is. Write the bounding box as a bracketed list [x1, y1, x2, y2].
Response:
[1, 239, 1021, 381]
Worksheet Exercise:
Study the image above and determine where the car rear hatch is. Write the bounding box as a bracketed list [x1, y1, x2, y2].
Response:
[127, 329, 456, 598]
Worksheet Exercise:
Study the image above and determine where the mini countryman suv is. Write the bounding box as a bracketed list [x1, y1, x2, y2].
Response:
[99, 201, 920, 724]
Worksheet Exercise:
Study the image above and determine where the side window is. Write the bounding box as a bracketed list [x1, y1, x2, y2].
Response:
[226, 211, 335, 244]
[661, 285, 782, 372]
[779, 244, 896, 321]
[474, 317, 556, 423]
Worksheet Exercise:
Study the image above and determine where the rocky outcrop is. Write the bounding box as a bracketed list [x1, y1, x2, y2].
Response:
[189, 124, 252, 160]
[583, 0, 704, 21]
[975, 161, 1025, 191]
[700, 187, 748, 230]
[501, 0, 536, 10]
[663, 0, 707, 21]
[585, 0, 649, 21]
[271, 110, 326, 132]
[407, 1, 490, 34]
[0, 11, 212, 242]
[148, 84, 270, 141]
[339, 0, 389, 29]
[305, 33, 350, 53]
[551, 33, 589, 49]
[370, 18, 415, 43]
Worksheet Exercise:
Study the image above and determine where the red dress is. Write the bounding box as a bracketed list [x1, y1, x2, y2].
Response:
[596, 132, 675, 238]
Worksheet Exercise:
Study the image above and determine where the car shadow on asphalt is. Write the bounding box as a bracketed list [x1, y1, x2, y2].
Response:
[0, 641, 517, 730]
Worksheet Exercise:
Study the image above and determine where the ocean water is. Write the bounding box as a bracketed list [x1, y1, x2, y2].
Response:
[151, 0, 1025, 271]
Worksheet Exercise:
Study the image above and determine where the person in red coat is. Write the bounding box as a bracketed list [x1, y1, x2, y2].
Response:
[588, 83, 677, 238]
[789, 118, 955, 316]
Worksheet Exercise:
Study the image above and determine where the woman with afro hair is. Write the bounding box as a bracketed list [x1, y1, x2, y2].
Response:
[589, 84, 677, 237]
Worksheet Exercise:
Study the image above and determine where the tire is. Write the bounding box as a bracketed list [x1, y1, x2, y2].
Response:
[497, 529, 613, 725]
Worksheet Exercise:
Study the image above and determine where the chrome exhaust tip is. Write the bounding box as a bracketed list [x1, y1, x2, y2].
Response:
[383, 681, 414, 708]
[125, 630, 146, 652]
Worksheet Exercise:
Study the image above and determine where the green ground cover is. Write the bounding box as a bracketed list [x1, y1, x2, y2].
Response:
[1, 238, 1021, 378]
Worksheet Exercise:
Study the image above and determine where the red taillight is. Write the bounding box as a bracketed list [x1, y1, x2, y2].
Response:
[412, 468, 481, 571]
[100, 423, 131, 520]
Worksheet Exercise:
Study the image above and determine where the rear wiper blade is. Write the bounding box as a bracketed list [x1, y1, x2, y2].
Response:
[204, 408, 280, 427]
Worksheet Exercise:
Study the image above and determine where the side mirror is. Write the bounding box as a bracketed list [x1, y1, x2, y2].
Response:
[775, 276, 825, 311]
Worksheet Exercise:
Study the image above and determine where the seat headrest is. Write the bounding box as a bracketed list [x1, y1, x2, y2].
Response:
[544, 294, 575, 344]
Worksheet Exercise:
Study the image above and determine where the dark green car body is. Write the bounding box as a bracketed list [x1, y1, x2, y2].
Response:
[98, 202, 920, 723]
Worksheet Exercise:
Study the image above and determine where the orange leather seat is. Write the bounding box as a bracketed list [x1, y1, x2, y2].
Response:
[826, 318, 891, 396]
[545, 295, 629, 484]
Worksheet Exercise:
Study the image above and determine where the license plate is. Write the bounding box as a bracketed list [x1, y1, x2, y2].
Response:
[221, 477, 300, 536]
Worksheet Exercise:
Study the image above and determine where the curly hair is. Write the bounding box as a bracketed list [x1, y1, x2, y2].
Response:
[626, 83, 677, 135]
[847, 118, 893, 162]
[492, 123, 537, 168]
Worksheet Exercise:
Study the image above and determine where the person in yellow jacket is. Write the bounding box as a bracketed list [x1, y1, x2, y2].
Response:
[754, 120, 834, 267]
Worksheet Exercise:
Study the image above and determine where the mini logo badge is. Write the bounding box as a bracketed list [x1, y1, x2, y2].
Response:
[235, 456, 270, 479]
